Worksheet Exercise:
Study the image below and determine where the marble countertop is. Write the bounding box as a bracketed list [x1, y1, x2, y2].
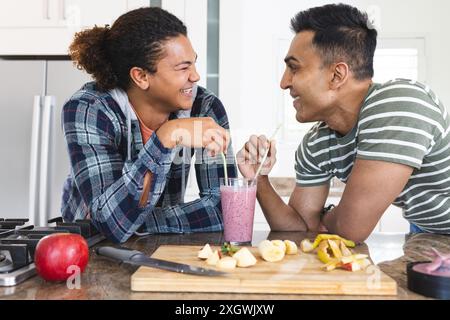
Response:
[1, 230, 449, 300]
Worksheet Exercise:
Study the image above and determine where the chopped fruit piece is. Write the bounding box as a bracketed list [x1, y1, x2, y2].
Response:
[258, 240, 285, 262]
[216, 257, 237, 270]
[339, 240, 353, 256]
[271, 240, 287, 253]
[300, 239, 314, 253]
[340, 254, 368, 264]
[312, 234, 356, 249]
[341, 261, 361, 272]
[232, 247, 257, 267]
[327, 240, 342, 259]
[284, 240, 298, 255]
[206, 250, 220, 266]
[317, 241, 333, 264]
[357, 258, 372, 269]
[197, 244, 213, 260]
[322, 259, 340, 271]
[295, 234, 368, 272]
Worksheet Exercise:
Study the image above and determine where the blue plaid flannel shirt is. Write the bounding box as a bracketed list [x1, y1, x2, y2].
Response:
[61, 82, 237, 243]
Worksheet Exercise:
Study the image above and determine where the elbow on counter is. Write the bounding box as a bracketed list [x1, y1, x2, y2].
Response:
[333, 221, 372, 244]
[89, 215, 133, 244]
[337, 228, 371, 244]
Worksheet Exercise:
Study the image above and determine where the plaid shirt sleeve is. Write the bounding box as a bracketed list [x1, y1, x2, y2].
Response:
[141, 94, 238, 234]
[63, 97, 174, 243]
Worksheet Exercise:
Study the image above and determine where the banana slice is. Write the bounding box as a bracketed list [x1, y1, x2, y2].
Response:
[258, 240, 285, 262]
[206, 250, 220, 266]
[271, 240, 287, 253]
[284, 240, 298, 255]
[216, 256, 237, 270]
[232, 247, 257, 267]
[300, 239, 315, 253]
[340, 254, 368, 264]
[357, 258, 372, 269]
[197, 243, 213, 260]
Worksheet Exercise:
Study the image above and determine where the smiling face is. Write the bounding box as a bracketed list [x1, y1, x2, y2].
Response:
[280, 31, 336, 123]
[146, 35, 200, 112]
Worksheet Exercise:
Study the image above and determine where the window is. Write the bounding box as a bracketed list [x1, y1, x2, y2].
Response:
[373, 37, 426, 83]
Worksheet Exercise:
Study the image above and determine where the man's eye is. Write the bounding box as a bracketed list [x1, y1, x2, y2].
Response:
[288, 64, 298, 72]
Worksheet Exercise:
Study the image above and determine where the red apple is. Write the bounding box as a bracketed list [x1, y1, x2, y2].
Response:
[34, 233, 89, 281]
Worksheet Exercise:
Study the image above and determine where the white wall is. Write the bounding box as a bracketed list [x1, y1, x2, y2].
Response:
[162, 0, 207, 88]
[220, 0, 450, 178]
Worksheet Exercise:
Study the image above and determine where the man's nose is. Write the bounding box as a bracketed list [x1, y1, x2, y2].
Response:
[190, 66, 200, 83]
[280, 69, 291, 90]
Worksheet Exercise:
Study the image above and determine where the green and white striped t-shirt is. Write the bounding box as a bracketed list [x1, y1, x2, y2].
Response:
[295, 79, 450, 234]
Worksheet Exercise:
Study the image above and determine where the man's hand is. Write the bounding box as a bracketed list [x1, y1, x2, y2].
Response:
[236, 135, 277, 179]
[156, 117, 230, 156]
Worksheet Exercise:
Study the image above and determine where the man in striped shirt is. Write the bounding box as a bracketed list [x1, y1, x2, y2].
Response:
[237, 4, 450, 242]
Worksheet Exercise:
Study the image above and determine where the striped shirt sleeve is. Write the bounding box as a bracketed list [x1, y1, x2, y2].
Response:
[295, 128, 333, 187]
[356, 83, 443, 169]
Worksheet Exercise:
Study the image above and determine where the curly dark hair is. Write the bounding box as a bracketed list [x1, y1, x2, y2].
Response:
[290, 3, 377, 80]
[69, 7, 187, 91]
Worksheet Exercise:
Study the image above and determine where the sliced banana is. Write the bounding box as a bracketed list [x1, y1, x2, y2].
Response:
[340, 254, 368, 264]
[216, 256, 237, 270]
[232, 247, 257, 267]
[284, 240, 298, 255]
[197, 243, 213, 260]
[300, 239, 314, 253]
[358, 258, 372, 269]
[258, 240, 285, 262]
[206, 250, 220, 266]
[271, 240, 286, 253]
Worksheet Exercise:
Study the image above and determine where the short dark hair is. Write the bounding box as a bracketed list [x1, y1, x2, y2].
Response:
[69, 7, 187, 90]
[290, 3, 377, 80]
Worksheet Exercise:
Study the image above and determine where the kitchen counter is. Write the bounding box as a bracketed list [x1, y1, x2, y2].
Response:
[1, 231, 449, 300]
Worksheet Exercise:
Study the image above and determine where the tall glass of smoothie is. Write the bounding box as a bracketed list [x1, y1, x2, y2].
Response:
[220, 178, 257, 245]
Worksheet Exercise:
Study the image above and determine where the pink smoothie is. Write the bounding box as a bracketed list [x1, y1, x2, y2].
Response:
[220, 184, 257, 244]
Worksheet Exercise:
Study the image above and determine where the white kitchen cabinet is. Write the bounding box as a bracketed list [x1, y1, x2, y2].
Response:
[0, 1, 59, 28]
[0, 0, 150, 55]
[60, 0, 128, 28]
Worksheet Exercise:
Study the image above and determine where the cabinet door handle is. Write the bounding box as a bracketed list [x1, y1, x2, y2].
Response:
[42, 0, 50, 20]
[29, 96, 42, 226]
[39, 96, 56, 227]
[59, 0, 66, 20]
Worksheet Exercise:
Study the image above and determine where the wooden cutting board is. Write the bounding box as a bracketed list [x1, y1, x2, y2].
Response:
[131, 245, 397, 295]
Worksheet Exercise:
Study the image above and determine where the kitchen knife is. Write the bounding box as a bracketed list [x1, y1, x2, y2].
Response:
[96, 246, 227, 277]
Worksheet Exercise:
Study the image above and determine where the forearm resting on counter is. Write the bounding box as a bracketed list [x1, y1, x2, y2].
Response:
[256, 176, 308, 231]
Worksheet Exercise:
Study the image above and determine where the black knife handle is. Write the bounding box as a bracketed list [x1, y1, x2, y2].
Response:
[96, 246, 142, 262]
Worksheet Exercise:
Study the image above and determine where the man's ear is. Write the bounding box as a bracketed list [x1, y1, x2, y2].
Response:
[129, 67, 150, 90]
[330, 62, 349, 90]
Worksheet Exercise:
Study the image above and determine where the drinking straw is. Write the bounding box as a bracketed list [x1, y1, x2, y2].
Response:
[253, 124, 282, 179]
[220, 152, 228, 186]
